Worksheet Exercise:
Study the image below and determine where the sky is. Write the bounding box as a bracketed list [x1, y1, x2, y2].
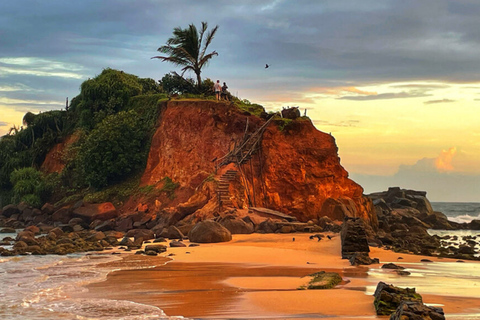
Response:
[0, 0, 479, 202]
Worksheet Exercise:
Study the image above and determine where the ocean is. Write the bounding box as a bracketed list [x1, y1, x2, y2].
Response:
[0, 202, 479, 319]
[431, 202, 480, 224]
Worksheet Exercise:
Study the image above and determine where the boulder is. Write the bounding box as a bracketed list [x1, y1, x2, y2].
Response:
[281, 107, 300, 119]
[144, 244, 167, 253]
[341, 217, 370, 259]
[94, 220, 116, 232]
[166, 225, 185, 240]
[257, 219, 278, 233]
[389, 301, 445, 320]
[169, 240, 187, 247]
[382, 263, 405, 270]
[302, 271, 342, 289]
[0, 227, 16, 233]
[188, 220, 232, 243]
[72, 202, 118, 223]
[2, 204, 19, 218]
[125, 229, 155, 241]
[41, 203, 55, 215]
[115, 217, 133, 232]
[469, 220, 480, 230]
[218, 215, 254, 234]
[349, 252, 379, 266]
[51, 207, 72, 224]
[24, 225, 40, 235]
[86, 231, 106, 242]
[373, 282, 423, 316]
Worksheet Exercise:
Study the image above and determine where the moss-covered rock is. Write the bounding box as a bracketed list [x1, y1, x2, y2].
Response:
[373, 282, 422, 316]
[299, 271, 342, 290]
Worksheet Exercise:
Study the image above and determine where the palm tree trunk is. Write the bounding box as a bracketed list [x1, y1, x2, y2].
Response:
[196, 71, 202, 89]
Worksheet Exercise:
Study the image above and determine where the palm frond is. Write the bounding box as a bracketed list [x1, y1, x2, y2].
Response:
[198, 51, 218, 69]
[200, 24, 219, 59]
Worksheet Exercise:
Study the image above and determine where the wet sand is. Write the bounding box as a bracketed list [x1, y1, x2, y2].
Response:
[84, 234, 480, 319]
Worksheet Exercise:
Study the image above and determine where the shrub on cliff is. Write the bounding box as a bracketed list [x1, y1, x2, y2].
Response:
[10, 167, 59, 208]
[78, 110, 150, 188]
[69, 68, 161, 129]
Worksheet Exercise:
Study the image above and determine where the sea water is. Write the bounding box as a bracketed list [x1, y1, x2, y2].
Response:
[1, 202, 480, 319]
[0, 252, 174, 320]
[431, 202, 480, 224]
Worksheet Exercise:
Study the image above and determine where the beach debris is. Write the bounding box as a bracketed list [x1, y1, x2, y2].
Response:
[389, 301, 445, 320]
[298, 271, 342, 290]
[327, 235, 333, 240]
[292, 237, 295, 241]
[309, 234, 323, 241]
[373, 282, 423, 316]
[189, 243, 200, 247]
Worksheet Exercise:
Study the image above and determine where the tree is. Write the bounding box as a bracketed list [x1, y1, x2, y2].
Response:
[153, 22, 219, 89]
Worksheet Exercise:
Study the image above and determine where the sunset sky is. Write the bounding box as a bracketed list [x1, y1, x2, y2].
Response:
[1, 0, 479, 201]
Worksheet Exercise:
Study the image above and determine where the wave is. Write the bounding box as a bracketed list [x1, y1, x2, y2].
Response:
[448, 213, 480, 224]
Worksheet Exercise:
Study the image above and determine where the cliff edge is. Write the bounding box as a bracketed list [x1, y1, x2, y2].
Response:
[138, 100, 376, 226]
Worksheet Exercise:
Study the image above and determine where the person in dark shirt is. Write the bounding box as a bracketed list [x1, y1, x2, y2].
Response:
[221, 82, 229, 101]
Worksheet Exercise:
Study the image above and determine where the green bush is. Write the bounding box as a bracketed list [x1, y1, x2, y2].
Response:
[78, 110, 150, 188]
[10, 167, 46, 207]
[70, 68, 161, 129]
[233, 98, 265, 117]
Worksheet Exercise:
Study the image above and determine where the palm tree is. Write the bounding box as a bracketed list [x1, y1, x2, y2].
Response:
[152, 22, 219, 89]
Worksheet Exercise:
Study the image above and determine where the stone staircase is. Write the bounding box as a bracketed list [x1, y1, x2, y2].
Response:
[217, 170, 238, 207]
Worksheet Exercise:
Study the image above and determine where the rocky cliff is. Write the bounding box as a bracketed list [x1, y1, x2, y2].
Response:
[138, 100, 376, 225]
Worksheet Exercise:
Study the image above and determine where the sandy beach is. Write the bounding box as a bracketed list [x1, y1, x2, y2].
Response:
[84, 234, 480, 319]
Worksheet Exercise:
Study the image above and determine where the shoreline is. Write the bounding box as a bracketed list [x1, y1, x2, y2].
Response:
[83, 233, 480, 319]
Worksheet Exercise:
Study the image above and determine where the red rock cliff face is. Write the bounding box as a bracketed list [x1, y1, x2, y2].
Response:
[141, 100, 375, 225]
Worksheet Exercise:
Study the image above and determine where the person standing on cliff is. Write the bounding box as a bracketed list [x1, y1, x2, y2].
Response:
[214, 80, 221, 101]
[221, 82, 229, 101]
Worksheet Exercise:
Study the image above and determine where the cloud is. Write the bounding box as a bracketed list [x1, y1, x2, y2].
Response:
[338, 91, 431, 101]
[435, 147, 457, 172]
[312, 86, 377, 96]
[396, 147, 457, 174]
[424, 98, 455, 104]
[390, 84, 450, 89]
[0, 121, 9, 127]
[313, 119, 360, 128]
[350, 147, 480, 202]
[0, 57, 86, 79]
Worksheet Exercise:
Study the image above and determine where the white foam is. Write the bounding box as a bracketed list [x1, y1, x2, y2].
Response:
[448, 213, 480, 224]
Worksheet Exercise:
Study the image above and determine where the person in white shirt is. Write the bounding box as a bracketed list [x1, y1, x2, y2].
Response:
[214, 80, 221, 101]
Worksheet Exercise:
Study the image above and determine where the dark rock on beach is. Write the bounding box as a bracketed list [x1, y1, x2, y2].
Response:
[389, 301, 445, 320]
[188, 220, 232, 243]
[341, 217, 370, 259]
[373, 282, 423, 316]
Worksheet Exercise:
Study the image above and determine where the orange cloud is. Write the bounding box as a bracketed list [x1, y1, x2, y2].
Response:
[435, 147, 457, 172]
[311, 86, 377, 96]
